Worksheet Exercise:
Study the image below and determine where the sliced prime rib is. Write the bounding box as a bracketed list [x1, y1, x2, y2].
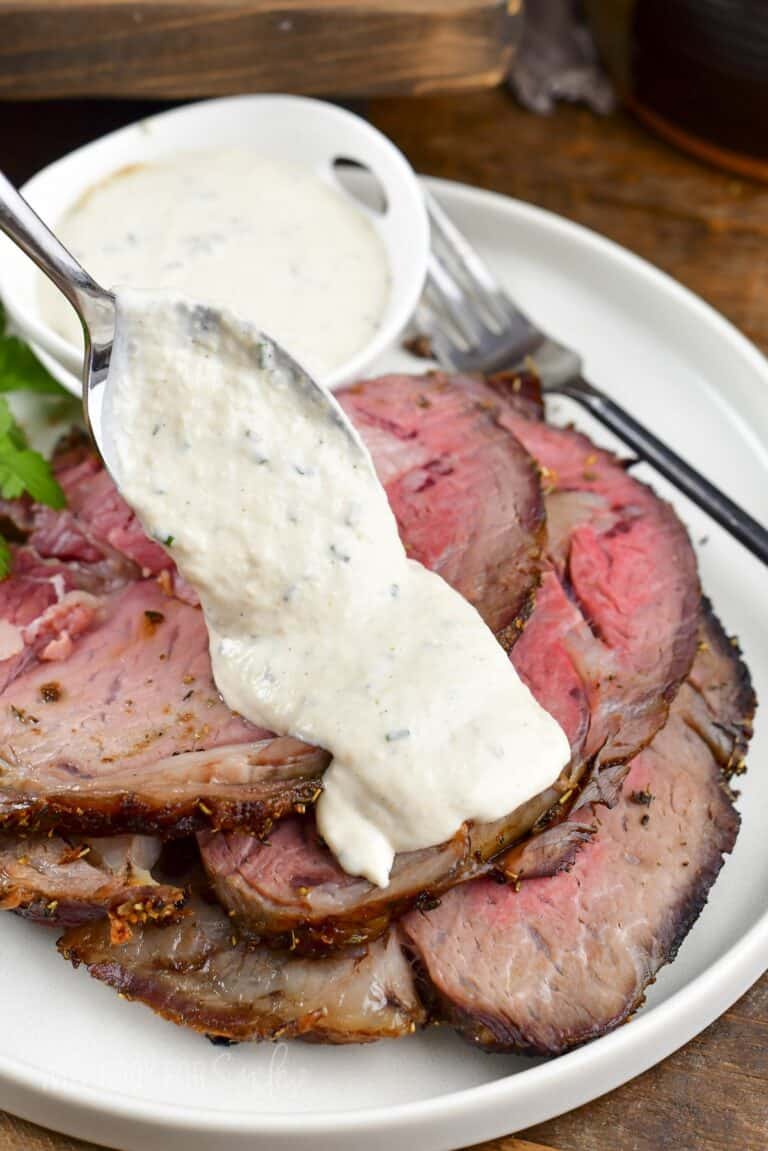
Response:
[0, 434, 180, 698]
[0, 550, 101, 693]
[0, 375, 546, 838]
[31, 432, 173, 579]
[0, 579, 329, 836]
[404, 603, 754, 1054]
[337, 370, 545, 634]
[200, 377, 700, 952]
[57, 606, 752, 1049]
[1, 833, 184, 936]
[59, 894, 424, 1044]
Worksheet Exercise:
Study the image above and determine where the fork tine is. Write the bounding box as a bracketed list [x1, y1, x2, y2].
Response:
[425, 190, 511, 329]
[428, 329, 464, 372]
[427, 251, 488, 347]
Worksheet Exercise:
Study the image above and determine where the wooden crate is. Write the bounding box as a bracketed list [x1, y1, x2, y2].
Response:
[0, 0, 519, 100]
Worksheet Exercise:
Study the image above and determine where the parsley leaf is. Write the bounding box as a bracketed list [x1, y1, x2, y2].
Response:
[0, 452, 64, 510]
[0, 303, 69, 396]
[0, 395, 65, 509]
[0, 308, 70, 577]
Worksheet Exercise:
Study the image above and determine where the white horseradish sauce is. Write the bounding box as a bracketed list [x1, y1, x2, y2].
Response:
[106, 290, 570, 888]
[41, 149, 390, 379]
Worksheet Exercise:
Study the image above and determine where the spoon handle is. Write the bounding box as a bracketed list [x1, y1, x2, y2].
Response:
[559, 375, 768, 565]
[0, 170, 111, 336]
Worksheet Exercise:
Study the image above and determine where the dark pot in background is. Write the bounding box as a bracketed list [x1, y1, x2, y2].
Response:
[586, 0, 768, 181]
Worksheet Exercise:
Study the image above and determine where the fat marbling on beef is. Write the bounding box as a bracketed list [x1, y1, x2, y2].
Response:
[60, 891, 424, 1044]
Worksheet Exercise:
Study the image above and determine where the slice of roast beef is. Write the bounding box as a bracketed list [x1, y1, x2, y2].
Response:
[0, 580, 328, 836]
[0, 437, 162, 697]
[0, 549, 105, 692]
[59, 895, 424, 1044]
[32, 432, 172, 578]
[403, 603, 754, 1054]
[337, 371, 545, 634]
[502, 411, 701, 769]
[1, 833, 184, 936]
[200, 388, 699, 953]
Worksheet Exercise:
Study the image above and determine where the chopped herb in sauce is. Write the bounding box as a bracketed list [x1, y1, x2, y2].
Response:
[385, 728, 411, 742]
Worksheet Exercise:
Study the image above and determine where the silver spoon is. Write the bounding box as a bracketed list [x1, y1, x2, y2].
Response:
[0, 171, 116, 465]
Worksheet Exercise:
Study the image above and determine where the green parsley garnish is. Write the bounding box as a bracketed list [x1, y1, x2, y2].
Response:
[0, 304, 68, 577]
[164, 535, 175, 547]
[0, 397, 65, 508]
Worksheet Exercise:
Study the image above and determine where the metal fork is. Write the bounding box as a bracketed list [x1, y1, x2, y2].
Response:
[421, 190, 768, 565]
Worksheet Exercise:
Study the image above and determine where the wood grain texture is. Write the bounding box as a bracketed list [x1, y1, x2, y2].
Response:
[0, 1112, 555, 1151]
[0, 89, 766, 1151]
[0, 1112, 102, 1151]
[0, 0, 517, 100]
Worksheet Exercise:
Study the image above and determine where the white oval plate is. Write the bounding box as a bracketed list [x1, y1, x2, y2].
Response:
[0, 95, 429, 390]
[0, 177, 766, 1151]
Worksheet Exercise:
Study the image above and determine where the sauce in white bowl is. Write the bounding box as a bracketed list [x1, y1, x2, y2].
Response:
[0, 95, 429, 392]
[40, 149, 391, 382]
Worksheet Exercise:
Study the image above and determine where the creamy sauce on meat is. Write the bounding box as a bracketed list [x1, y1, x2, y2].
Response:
[41, 149, 390, 379]
[106, 290, 569, 887]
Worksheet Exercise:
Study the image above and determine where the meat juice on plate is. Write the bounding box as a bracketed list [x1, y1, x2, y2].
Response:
[104, 289, 570, 887]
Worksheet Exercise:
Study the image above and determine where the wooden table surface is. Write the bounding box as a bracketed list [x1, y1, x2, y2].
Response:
[0, 0, 516, 101]
[1, 88, 767, 1151]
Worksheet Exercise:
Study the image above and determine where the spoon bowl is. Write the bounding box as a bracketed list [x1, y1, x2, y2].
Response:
[0, 170, 373, 487]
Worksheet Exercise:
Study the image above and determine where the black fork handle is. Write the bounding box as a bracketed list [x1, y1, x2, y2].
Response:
[558, 377, 768, 565]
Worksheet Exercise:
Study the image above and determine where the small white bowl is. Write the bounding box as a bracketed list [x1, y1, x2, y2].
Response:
[0, 95, 429, 395]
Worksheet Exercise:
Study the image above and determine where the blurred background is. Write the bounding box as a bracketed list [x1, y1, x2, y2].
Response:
[2, 0, 767, 180]
[5, 0, 765, 354]
[3, 1, 767, 430]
